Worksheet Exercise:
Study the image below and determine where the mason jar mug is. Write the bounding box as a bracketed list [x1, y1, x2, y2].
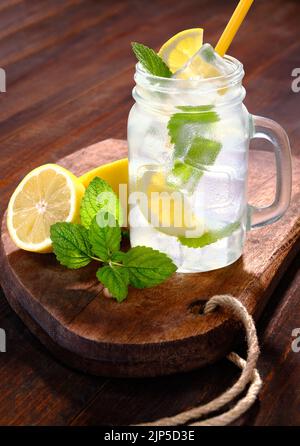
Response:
[127, 57, 292, 273]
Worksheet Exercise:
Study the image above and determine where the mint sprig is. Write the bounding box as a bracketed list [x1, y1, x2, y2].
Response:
[132, 42, 172, 78]
[51, 178, 177, 302]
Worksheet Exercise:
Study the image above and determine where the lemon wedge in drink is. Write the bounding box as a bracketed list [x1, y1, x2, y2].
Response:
[139, 169, 205, 238]
[7, 164, 85, 253]
[158, 28, 203, 73]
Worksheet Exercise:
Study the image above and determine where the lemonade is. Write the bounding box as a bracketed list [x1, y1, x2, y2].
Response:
[128, 45, 249, 272]
[128, 23, 291, 273]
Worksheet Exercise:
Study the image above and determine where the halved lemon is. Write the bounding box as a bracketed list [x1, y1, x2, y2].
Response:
[158, 28, 203, 73]
[79, 158, 128, 194]
[7, 164, 85, 253]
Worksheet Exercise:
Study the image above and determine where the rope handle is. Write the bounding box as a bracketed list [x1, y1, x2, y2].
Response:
[138, 295, 262, 426]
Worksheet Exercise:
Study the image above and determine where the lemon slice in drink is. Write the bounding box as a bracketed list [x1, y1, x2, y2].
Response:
[139, 169, 205, 238]
[7, 164, 85, 253]
[158, 28, 203, 73]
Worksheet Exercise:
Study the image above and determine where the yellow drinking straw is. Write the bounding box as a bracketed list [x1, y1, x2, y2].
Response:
[215, 0, 254, 57]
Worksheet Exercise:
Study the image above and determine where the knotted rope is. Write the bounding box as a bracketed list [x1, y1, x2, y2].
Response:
[139, 294, 262, 426]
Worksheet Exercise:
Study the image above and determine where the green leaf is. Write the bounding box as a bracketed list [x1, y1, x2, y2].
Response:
[80, 177, 123, 229]
[167, 108, 219, 159]
[166, 160, 202, 192]
[50, 223, 92, 269]
[123, 246, 177, 288]
[97, 265, 129, 302]
[185, 136, 222, 168]
[176, 105, 214, 112]
[111, 251, 127, 263]
[166, 106, 221, 191]
[88, 214, 121, 261]
[166, 136, 221, 191]
[132, 42, 172, 78]
[178, 222, 240, 248]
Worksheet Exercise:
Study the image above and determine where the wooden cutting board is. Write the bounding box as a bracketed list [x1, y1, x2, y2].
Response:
[1, 139, 299, 378]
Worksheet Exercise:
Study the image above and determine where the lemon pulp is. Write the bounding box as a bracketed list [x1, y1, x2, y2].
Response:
[7, 164, 85, 252]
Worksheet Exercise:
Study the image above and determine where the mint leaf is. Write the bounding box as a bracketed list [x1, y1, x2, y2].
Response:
[166, 136, 221, 191]
[166, 106, 221, 191]
[167, 108, 219, 158]
[178, 222, 240, 248]
[80, 177, 123, 229]
[176, 105, 214, 112]
[111, 251, 127, 263]
[166, 160, 201, 192]
[185, 136, 221, 168]
[88, 214, 121, 262]
[50, 223, 92, 269]
[97, 265, 129, 302]
[123, 246, 177, 288]
[132, 42, 172, 78]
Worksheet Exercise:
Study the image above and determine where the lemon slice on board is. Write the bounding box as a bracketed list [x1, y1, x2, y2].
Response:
[7, 164, 85, 253]
[158, 28, 204, 73]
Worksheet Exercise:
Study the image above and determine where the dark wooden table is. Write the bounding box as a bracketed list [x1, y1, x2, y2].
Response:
[0, 0, 299, 426]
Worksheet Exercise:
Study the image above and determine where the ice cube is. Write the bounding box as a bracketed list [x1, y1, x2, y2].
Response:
[174, 43, 234, 80]
[129, 205, 184, 267]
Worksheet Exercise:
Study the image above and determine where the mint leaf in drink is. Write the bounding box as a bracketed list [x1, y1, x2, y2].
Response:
[178, 222, 240, 248]
[50, 223, 92, 269]
[97, 265, 129, 302]
[123, 246, 177, 288]
[167, 107, 220, 158]
[166, 160, 201, 192]
[80, 177, 123, 229]
[166, 105, 221, 191]
[132, 42, 172, 78]
[176, 105, 215, 112]
[185, 136, 221, 168]
[88, 214, 121, 262]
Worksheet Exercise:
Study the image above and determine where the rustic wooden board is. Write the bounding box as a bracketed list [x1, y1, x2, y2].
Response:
[0, 138, 299, 378]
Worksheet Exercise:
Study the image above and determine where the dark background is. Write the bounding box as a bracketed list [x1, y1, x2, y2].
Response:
[0, 0, 299, 426]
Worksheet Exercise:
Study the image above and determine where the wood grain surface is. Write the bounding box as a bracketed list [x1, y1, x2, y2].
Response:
[1, 139, 300, 378]
[0, 0, 299, 425]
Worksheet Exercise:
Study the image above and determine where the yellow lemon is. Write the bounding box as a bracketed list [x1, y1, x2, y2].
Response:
[158, 28, 204, 73]
[139, 169, 205, 238]
[79, 158, 128, 195]
[175, 57, 221, 80]
[7, 164, 85, 253]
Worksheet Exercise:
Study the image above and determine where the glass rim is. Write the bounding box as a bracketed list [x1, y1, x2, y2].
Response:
[134, 55, 244, 91]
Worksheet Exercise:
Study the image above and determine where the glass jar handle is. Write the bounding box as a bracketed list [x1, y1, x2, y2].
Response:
[248, 115, 292, 229]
